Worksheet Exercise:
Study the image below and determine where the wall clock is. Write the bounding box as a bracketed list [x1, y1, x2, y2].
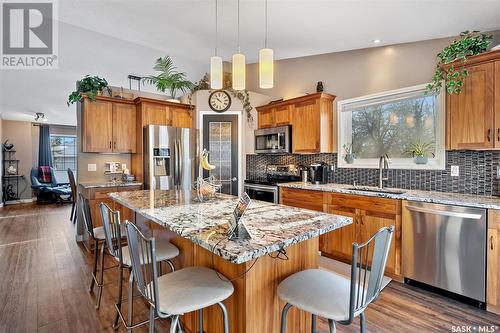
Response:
[209, 90, 231, 112]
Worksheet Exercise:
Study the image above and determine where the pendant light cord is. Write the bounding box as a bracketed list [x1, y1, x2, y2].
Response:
[215, 0, 218, 56]
[265, 0, 268, 48]
[237, 0, 241, 53]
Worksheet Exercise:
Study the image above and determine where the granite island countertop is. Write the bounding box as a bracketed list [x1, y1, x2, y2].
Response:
[79, 181, 143, 189]
[109, 190, 352, 264]
[279, 182, 500, 209]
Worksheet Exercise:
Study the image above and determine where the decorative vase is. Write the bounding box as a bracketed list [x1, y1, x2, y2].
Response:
[2, 140, 14, 151]
[414, 156, 428, 165]
[344, 154, 355, 164]
[316, 81, 324, 93]
[7, 165, 17, 175]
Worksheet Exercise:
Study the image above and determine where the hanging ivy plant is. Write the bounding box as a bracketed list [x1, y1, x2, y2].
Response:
[426, 31, 493, 95]
[188, 72, 254, 124]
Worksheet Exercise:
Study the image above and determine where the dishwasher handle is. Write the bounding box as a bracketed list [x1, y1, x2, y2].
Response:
[405, 205, 484, 220]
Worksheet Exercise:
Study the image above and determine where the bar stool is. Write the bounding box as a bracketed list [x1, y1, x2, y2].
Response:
[67, 168, 77, 224]
[278, 226, 394, 333]
[99, 203, 180, 331]
[124, 221, 234, 333]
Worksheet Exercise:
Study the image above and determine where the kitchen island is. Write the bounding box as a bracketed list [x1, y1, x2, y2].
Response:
[110, 189, 352, 333]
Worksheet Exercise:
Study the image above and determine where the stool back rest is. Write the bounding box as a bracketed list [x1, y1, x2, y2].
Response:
[347, 225, 394, 323]
[67, 168, 77, 198]
[125, 221, 159, 310]
[99, 203, 123, 261]
[79, 193, 95, 238]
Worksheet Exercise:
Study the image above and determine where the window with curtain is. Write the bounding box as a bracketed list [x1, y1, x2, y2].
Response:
[337, 84, 446, 169]
[50, 134, 77, 182]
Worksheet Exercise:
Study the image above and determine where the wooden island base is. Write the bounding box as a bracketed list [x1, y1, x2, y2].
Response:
[167, 235, 319, 333]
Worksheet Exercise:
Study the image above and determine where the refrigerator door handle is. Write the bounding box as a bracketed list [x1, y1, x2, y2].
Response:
[178, 139, 183, 186]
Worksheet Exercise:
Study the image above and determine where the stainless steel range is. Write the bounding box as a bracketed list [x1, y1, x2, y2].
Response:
[244, 164, 302, 203]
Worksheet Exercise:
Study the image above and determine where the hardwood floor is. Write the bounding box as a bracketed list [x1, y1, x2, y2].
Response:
[0, 203, 498, 333]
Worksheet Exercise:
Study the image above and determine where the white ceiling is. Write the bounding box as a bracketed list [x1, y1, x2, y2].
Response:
[1, 0, 500, 125]
[59, 0, 500, 63]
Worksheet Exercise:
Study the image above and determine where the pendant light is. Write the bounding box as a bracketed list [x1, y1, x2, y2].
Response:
[210, 0, 222, 89]
[232, 0, 246, 90]
[259, 0, 273, 89]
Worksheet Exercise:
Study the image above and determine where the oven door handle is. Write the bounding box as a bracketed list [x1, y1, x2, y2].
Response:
[244, 184, 279, 192]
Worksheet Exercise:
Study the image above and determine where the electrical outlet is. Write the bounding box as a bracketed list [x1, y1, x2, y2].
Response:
[451, 165, 459, 177]
[121, 163, 127, 170]
[496, 166, 500, 178]
[87, 164, 97, 172]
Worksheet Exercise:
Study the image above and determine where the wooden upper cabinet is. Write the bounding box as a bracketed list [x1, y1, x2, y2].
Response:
[112, 103, 136, 153]
[141, 102, 171, 126]
[275, 105, 291, 126]
[82, 98, 113, 153]
[292, 99, 321, 153]
[171, 108, 194, 128]
[256, 93, 336, 153]
[257, 108, 275, 128]
[446, 50, 500, 150]
[448, 62, 494, 149]
[487, 210, 500, 315]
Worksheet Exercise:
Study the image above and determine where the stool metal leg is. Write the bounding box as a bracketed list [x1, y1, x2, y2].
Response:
[148, 306, 155, 333]
[166, 259, 175, 272]
[217, 302, 229, 333]
[198, 309, 203, 333]
[89, 239, 99, 292]
[127, 270, 134, 333]
[96, 240, 105, 309]
[169, 315, 179, 333]
[328, 319, 336, 333]
[311, 314, 317, 333]
[280, 303, 292, 333]
[359, 312, 366, 333]
[113, 264, 124, 329]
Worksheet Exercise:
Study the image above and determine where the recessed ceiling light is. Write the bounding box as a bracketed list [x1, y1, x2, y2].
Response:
[373, 39, 381, 44]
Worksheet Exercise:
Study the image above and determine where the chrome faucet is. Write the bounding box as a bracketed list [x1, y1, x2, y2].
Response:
[378, 155, 389, 189]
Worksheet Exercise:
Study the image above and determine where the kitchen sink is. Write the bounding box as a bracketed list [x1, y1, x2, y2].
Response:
[345, 186, 406, 195]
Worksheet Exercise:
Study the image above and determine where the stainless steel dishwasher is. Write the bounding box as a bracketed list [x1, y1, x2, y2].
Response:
[402, 201, 486, 306]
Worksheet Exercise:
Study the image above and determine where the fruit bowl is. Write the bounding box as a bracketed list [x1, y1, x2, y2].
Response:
[193, 176, 222, 201]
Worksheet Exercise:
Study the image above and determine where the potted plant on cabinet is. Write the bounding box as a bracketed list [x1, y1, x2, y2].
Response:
[343, 144, 355, 164]
[405, 141, 435, 165]
[67, 75, 111, 106]
[426, 30, 493, 95]
[142, 56, 194, 102]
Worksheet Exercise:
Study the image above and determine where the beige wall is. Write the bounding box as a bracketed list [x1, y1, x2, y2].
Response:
[247, 33, 500, 101]
[2, 120, 38, 200]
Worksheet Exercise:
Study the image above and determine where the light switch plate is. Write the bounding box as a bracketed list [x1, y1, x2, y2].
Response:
[496, 166, 500, 178]
[88, 164, 97, 172]
[121, 163, 127, 170]
[451, 165, 459, 177]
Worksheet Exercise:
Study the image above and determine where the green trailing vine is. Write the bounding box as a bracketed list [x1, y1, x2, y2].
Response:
[67, 75, 111, 106]
[189, 73, 254, 124]
[426, 31, 493, 95]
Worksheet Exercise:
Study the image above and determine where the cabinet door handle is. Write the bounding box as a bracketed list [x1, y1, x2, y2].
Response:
[114, 142, 117, 150]
[491, 235, 495, 250]
[360, 216, 365, 225]
[109, 141, 112, 149]
[497, 128, 499, 142]
[487, 129, 491, 142]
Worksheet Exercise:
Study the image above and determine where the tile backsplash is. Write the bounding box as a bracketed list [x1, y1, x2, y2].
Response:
[246, 150, 500, 196]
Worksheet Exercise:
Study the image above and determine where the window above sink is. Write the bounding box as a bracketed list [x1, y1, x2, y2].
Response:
[337, 83, 446, 170]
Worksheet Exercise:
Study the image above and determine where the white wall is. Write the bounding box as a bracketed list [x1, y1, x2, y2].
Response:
[191, 90, 270, 192]
[0, 22, 207, 126]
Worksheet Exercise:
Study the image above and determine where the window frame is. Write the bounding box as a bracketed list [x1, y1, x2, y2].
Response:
[336, 83, 446, 170]
[50, 134, 77, 172]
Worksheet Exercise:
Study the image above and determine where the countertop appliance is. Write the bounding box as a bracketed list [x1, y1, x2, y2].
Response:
[254, 125, 291, 154]
[144, 125, 199, 191]
[309, 162, 330, 184]
[402, 201, 486, 307]
[244, 164, 301, 203]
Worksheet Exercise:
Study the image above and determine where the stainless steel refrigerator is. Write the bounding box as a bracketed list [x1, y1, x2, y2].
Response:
[144, 125, 199, 190]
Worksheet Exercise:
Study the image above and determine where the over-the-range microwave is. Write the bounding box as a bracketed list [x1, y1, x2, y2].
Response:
[254, 125, 291, 154]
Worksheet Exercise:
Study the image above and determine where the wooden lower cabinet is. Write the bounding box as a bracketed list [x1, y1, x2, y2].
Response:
[487, 210, 500, 315]
[279, 188, 402, 281]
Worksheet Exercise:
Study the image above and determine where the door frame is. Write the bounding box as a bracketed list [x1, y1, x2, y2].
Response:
[198, 111, 243, 196]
